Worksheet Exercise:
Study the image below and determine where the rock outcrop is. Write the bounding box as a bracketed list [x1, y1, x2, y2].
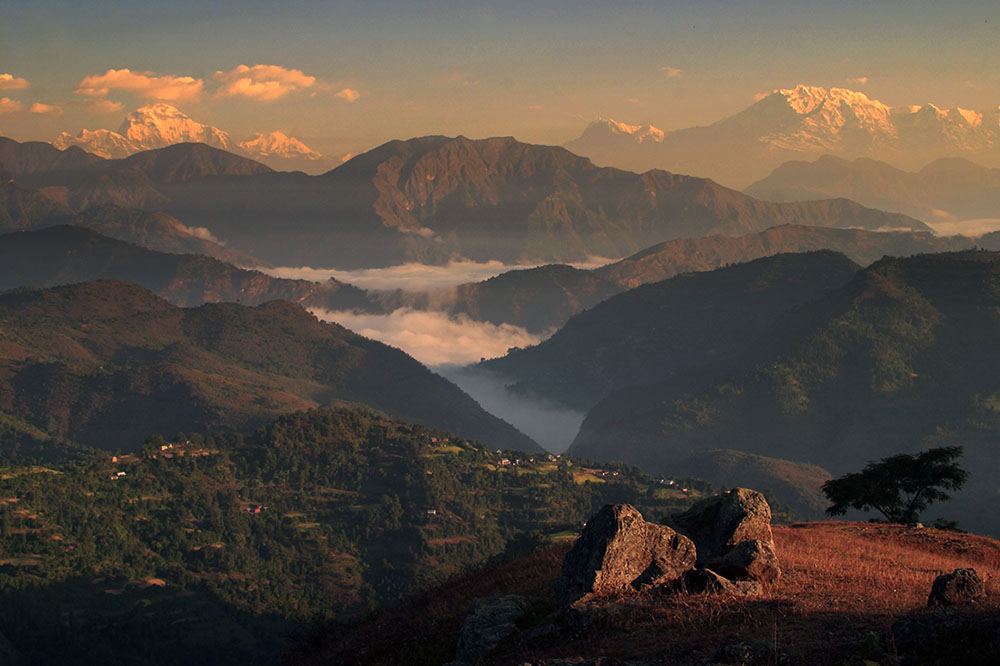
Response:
[667, 487, 780, 582]
[555, 504, 696, 608]
[928, 568, 987, 607]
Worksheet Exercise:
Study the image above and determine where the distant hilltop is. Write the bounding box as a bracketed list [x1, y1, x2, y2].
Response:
[566, 84, 1000, 188]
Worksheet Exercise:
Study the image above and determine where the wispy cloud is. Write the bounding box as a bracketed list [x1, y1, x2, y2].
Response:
[311, 307, 545, 367]
[0, 98, 24, 114]
[526, 104, 543, 111]
[660, 66, 683, 79]
[0, 74, 30, 91]
[846, 76, 869, 85]
[29, 102, 62, 116]
[214, 64, 316, 101]
[627, 97, 640, 104]
[74, 68, 204, 101]
[335, 87, 360, 102]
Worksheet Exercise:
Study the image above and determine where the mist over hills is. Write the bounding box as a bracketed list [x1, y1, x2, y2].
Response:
[0, 280, 538, 455]
[568, 85, 1000, 188]
[569, 250, 1000, 535]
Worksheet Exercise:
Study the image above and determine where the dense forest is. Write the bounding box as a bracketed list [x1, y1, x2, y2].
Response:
[0, 407, 716, 665]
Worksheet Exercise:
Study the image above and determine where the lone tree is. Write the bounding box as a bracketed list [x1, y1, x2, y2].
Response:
[822, 446, 968, 524]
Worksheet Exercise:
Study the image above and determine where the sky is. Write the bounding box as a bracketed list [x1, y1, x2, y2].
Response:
[2, 0, 999, 163]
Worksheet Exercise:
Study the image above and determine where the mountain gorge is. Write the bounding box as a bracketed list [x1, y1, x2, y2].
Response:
[567, 85, 1000, 188]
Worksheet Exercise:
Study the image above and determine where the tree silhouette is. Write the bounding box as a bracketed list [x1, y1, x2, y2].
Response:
[822, 446, 968, 524]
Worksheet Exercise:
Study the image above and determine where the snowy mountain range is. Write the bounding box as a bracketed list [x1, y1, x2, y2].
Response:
[566, 85, 1000, 188]
[53, 103, 322, 170]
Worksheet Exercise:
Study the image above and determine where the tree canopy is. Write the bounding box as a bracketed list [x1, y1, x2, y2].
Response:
[822, 446, 968, 524]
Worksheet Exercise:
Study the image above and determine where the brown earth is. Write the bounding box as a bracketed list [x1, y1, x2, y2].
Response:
[289, 521, 1000, 665]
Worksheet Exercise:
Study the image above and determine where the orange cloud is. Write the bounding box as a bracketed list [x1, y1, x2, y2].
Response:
[335, 87, 361, 102]
[0, 97, 24, 114]
[660, 66, 683, 78]
[0, 74, 30, 90]
[214, 64, 316, 101]
[29, 102, 62, 116]
[846, 76, 869, 85]
[74, 68, 204, 101]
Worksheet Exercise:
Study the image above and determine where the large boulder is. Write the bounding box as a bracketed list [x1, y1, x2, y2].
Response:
[928, 568, 987, 607]
[556, 504, 696, 608]
[666, 488, 780, 582]
[446, 595, 531, 666]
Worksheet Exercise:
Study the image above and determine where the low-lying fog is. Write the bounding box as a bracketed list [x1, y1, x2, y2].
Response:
[312, 307, 585, 453]
[303, 259, 605, 453]
[262, 257, 615, 290]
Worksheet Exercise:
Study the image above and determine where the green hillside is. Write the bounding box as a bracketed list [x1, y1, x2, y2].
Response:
[570, 250, 1000, 534]
[482, 251, 860, 411]
[0, 280, 536, 454]
[0, 407, 708, 665]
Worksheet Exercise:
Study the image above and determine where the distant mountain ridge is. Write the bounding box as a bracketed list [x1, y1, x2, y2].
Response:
[1, 134, 932, 268]
[745, 154, 1000, 224]
[142, 134, 926, 267]
[567, 84, 1000, 188]
[52, 103, 325, 171]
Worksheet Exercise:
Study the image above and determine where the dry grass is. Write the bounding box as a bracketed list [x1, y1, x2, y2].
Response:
[288, 522, 1000, 666]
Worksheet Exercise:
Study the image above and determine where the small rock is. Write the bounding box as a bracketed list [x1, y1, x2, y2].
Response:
[555, 504, 696, 608]
[682, 568, 735, 594]
[708, 539, 781, 582]
[681, 568, 762, 596]
[928, 568, 987, 606]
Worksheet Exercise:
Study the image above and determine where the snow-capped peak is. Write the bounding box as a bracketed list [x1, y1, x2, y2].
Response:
[593, 117, 664, 143]
[52, 104, 322, 167]
[118, 104, 238, 152]
[239, 131, 322, 160]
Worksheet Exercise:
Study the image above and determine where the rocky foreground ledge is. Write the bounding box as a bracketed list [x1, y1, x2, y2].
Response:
[291, 497, 1000, 666]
